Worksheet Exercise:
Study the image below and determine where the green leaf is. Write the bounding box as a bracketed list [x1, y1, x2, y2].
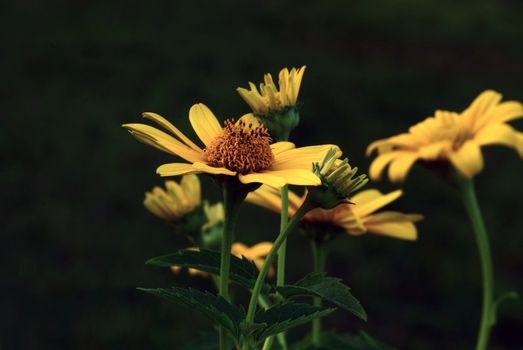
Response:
[254, 301, 335, 340]
[146, 248, 262, 290]
[138, 287, 244, 339]
[277, 272, 367, 321]
[491, 291, 519, 325]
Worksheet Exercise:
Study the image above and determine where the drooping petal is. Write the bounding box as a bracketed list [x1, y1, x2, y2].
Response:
[189, 103, 223, 146]
[362, 211, 421, 240]
[351, 190, 403, 218]
[142, 112, 203, 152]
[448, 141, 484, 178]
[156, 163, 202, 177]
[192, 162, 237, 176]
[262, 169, 321, 187]
[239, 172, 287, 188]
[388, 153, 419, 183]
[123, 123, 205, 162]
[369, 151, 414, 181]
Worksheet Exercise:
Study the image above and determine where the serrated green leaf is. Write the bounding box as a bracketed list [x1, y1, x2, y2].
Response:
[146, 248, 262, 290]
[254, 301, 335, 340]
[138, 287, 244, 339]
[277, 272, 366, 321]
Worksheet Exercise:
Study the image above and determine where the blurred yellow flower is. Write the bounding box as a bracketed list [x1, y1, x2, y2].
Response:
[123, 103, 337, 189]
[231, 242, 274, 276]
[172, 242, 274, 277]
[237, 66, 306, 115]
[248, 186, 422, 240]
[367, 90, 523, 182]
[144, 175, 201, 222]
[201, 201, 224, 232]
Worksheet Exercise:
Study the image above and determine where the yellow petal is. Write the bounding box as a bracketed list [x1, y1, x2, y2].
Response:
[246, 186, 283, 213]
[418, 141, 451, 160]
[474, 123, 520, 154]
[270, 142, 295, 156]
[464, 90, 502, 125]
[369, 151, 412, 181]
[156, 163, 201, 177]
[448, 141, 484, 178]
[189, 103, 223, 147]
[238, 113, 262, 128]
[272, 144, 341, 170]
[123, 123, 204, 163]
[142, 112, 203, 152]
[488, 101, 523, 124]
[362, 211, 420, 240]
[388, 153, 419, 183]
[239, 172, 287, 188]
[352, 190, 403, 218]
[262, 169, 321, 187]
[192, 162, 237, 176]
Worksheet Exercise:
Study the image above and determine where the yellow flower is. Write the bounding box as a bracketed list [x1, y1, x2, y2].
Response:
[367, 90, 523, 182]
[248, 186, 423, 240]
[123, 103, 337, 189]
[172, 242, 274, 277]
[237, 66, 306, 115]
[201, 201, 224, 232]
[144, 174, 201, 221]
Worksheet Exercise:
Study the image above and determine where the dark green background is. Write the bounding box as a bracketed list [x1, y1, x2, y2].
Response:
[2, 0, 523, 349]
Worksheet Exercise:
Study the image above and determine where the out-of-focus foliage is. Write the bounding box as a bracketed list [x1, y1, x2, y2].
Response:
[2, 0, 522, 349]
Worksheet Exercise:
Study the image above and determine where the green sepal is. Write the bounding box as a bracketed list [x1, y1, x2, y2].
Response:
[138, 287, 244, 341]
[146, 248, 268, 291]
[277, 272, 367, 321]
[253, 301, 335, 341]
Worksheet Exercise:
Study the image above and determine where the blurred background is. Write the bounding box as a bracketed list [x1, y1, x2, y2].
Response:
[2, 0, 523, 349]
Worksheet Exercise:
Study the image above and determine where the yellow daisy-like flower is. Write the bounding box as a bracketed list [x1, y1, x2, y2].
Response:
[248, 186, 423, 240]
[123, 103, 337, 189]
[143, 174, 201, 222]
[172, 242, 274, 277]
[237, 66, 306, 115]
[367, 90, 523, 182]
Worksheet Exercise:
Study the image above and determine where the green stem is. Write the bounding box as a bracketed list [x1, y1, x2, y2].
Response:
[277, 185, 289, 287]
[246, 199, 317, 324]
[259, 296, 287, 350]
[310, 240, 327, 346]
[459, 178, 494, 350]
[219, 184, 247, 350]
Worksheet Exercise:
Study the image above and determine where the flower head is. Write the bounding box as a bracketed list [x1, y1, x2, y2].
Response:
[237, 66, 306, 115]
[144, 174, 201, 222]
[308, 147, 368, 209]
[367, 90, 523, 182]
[123, 103, 337, 189]
[237, 66, 306, 141]
[248, 186, 423, 241]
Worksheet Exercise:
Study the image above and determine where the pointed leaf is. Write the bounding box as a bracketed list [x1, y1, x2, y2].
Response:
[146, 248, 262, 290]
[277, 272, 366, 321]
[254, 301, 335, 340]
[138, 287, 244, 339]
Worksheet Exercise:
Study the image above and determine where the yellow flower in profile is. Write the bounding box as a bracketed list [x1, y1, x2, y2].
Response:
[144, 174, 201, 222]
[123, 103, 337, 188]
[171, 242, 274, 277]
[237, 66, 306, 115]
[367, 90, 523, 182]
[248, 186, 423, 241]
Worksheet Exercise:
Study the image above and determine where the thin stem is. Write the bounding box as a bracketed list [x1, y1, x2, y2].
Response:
[246, 199, 317, 324]
[459, 178, 494, 350]
[219, 185, 246, 350]
[259, 296, 287, 350]
[310, 241, 327, 346]
[277, 185, 289, 287]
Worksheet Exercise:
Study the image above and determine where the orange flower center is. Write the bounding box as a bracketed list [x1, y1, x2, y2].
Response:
[205, 119, 274, 174]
